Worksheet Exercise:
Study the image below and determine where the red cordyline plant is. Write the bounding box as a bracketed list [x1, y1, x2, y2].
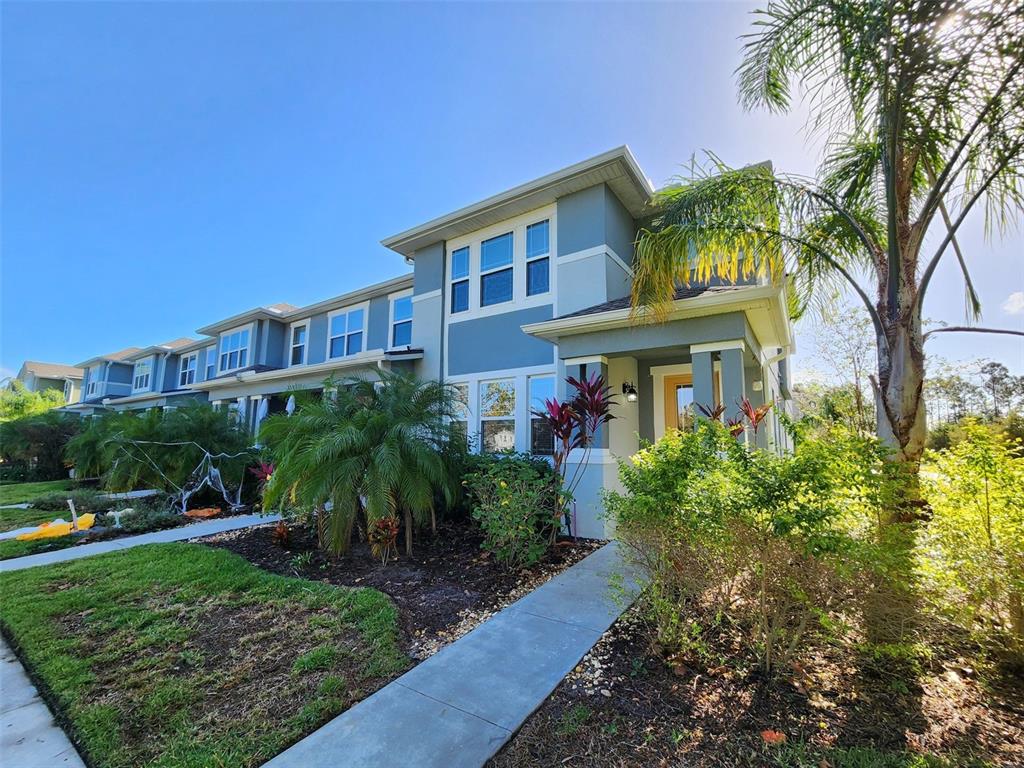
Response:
[698, 399, 773, 439]
[532, 372, 616, 540]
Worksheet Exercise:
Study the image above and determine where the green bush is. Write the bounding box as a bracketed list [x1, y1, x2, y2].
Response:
[0, 410, 79, 481]
[920, 420, 1024, 654]
[465, 453, 557, 570]
[29, 488, 109, 513]
[610, 421, 895, 674]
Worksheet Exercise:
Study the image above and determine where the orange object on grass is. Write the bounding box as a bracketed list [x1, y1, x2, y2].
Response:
[184, 507, 221, 519]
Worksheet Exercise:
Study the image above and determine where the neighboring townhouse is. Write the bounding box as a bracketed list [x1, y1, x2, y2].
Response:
[102, 338, 211, 411]
[185, 276, 419, 432]
[15, 361, 84, 404]
[70, 347, 143, 415]
[381, 146, 794, 538]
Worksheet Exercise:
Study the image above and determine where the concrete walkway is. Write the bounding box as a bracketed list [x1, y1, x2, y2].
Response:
[264, 541, 644, 768]
[1, 637, 85, 768]
[0, 513, 280, 573]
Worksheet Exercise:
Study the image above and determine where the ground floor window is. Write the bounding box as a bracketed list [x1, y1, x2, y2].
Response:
[447, 369, 556, 456]
[480, 378, 515, 452]
[528, 375, 555, 455]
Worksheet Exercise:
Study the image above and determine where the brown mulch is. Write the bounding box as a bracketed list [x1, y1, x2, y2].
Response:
[199, 522, 602, 658]
[489, 607, 1024, 768]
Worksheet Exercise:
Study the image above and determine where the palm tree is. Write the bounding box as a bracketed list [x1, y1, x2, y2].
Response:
[260, 371, 462, 556]
[632, 0, 1023, 507]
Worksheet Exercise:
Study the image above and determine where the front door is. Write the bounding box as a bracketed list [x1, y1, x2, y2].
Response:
[662, 372, 721, 433]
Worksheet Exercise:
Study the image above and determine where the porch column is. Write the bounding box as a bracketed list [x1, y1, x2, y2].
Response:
[720, 345, 747, 425]
[691, 350, 715, 416]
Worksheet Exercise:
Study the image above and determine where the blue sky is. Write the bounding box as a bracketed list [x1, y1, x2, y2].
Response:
[2, 1, 1021, 380]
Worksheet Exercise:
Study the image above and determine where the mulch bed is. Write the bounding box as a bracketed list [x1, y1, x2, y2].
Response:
[488, 606, 1024, 767]
[200, 522, 603, 658]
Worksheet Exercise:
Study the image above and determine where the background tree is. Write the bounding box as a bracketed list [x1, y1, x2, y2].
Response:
[0, 380, 66, 422]
[0, 411, 79, 481]
[632, 0, 1024, 504]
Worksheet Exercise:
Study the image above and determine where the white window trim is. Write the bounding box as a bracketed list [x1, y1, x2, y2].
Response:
[178, 352, 198, 387]
[447, 364, 556, 455]
[326, 301, 370, 360]
[289, 320, 310, 367]
[218, 323, 254, 375]
[132, 356, 154, 393]
[444, 204, 558, 326]
[388, 289, 414, 350]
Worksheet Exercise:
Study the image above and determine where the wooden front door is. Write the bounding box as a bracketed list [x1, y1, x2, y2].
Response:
[663, 372, 721, 432]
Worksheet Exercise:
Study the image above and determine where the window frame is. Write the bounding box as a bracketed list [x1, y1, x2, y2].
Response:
[289, 320, 309, 367]
[525, 219, 550, 297]
[479, 231, 514, 308]
[178, 352, 198, 387]
[218, 325, 252, 374]
[450, 246, 470, 314]
[326, 302, 368, 360]
[388, 291, 413, 349]
[132, 357, 153, 393]
[204, 346, 217, 380]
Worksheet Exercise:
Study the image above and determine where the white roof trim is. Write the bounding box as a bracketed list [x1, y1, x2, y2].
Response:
[381, 146, 654, 258]
[188, 349, 394, 391]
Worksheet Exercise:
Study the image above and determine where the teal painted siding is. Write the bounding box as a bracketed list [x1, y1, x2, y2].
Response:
[447, 305, 555, 376]
[414, 242, 445, 294]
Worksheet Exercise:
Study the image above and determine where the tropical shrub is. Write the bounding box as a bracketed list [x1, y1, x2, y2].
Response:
[64, 403, 253, 503]
[611, 420, 895, 674]
[261, 372, 462, 556]
[920, 420, 1024, 654]
[0, 411, 79, 481]
[465, 453, 557, 569]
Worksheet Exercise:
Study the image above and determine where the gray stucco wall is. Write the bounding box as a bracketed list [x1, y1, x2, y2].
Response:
[603, 184, 636, 265]
[414, 242, 445, 294]
[367, 295, 390, 350]
[262, 320, 286, 368]
[162, 355, 179, 392]
[447, 305, 555, 376]
[557, 185, 605, 256]
[307, 313, 328, 365]
[108, 363, 132, 385]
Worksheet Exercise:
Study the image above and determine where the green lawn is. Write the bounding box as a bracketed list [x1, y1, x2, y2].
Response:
[0, 505, 69, 534]
[0, 479, 72, 506]
[0, 543, 408, 768]
[0, 535, 79, 561]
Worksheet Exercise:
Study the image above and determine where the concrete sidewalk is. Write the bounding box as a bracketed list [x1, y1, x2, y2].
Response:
[263, 541, 644, 768]
[0, 638, 85, 768]
[0, 513, 280, 573]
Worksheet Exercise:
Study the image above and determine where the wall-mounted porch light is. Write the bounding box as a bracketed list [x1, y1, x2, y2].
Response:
[622, 382, 639, 403]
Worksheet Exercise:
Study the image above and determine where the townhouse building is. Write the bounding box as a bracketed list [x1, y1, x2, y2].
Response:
[14, 361, 84, 404]
[59, 146, 793, 538]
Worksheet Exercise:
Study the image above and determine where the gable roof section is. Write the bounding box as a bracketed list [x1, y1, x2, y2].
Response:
[19, 361, 84, 380]
[76, 347, 143, 368]
[381, 146, 655, 258]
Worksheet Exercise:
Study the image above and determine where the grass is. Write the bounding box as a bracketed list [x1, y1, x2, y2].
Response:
[0, 543, 409, 768]
[0, 535, 79, 561]
[0, 505, 66, 533]
[0, 479, 72, 506]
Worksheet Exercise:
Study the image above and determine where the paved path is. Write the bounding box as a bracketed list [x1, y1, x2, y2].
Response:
[0, 637, 85, 768]
[264, 541, 644, 768]
[0, 513, 280, 573]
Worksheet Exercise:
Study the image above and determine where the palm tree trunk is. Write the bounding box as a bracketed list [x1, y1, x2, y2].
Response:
[404, 508, 413, 556]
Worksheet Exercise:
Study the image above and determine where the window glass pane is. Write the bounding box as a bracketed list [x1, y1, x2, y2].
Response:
[526, 220, 549, 258]
[293, 326, 306, 345]
[238, 349, 248, 368]
[346, 332, 363, 356]
[393, 296, 413, 322]
[291, 345, 304, 365]
[451, 280, 469, 313]
[347, 308, 364, 330]
[481, 268, 513, 306]
[526, 257, 549, 296]
[392, 320, 412, 347]
[451, 247, 469, 280]
[529, 376, 554, 412]
[329, 336, 346, 358]
[480, 232, 513, 271]
[676, 385, 695, 431]
[531, 419, 554, 456]
[452, 383, 470, 420]
[330, 313, 346, 337]
[482, 420, 516, 453]
[480, 379, 515, 417]
[240, 329, 250, 347]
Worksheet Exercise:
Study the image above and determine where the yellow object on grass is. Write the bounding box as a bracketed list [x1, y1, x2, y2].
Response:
[16, 514, 96, 541]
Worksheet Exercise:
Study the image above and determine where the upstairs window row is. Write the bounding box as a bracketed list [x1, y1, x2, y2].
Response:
[450, 218, 550, 314]
[220, 328, 250, 372]
[132, 359, 152, 392]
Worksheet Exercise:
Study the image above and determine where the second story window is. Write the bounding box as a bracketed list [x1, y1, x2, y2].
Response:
[63, 380, 73, 403]
[480, 232, 514, 307]
[132, 359, 151, 392]
[204, 347, 216, 380]
[328, 308, 364, 358]
[450, 246, 469, 314]
[178, 353, 197, 387]
[290, 324, 307, 366]
[526, 220, 550, 296]
[391, 295, 412, 347]
[220, 328, 250, 372]
[87, 367, 98, 396]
